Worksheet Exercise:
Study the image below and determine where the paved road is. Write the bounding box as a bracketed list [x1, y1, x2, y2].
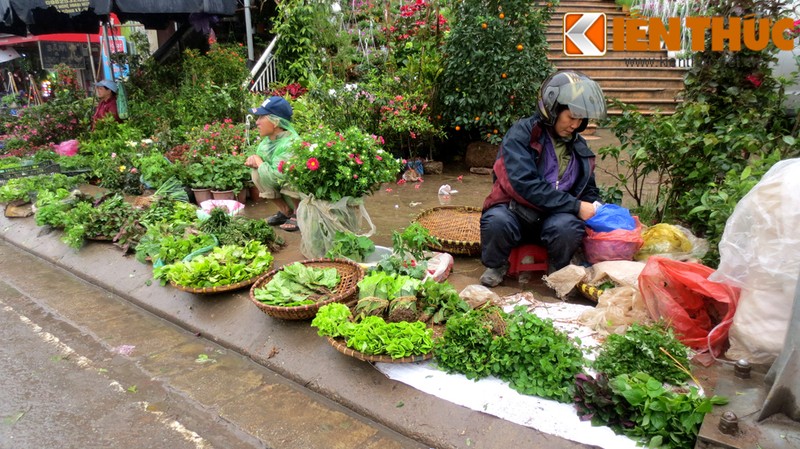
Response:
[0, 240, 428, 449]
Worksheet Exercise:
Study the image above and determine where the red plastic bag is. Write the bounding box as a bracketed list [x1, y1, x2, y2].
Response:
[583, 217, 644, 264]
[639, 256, 740, 357]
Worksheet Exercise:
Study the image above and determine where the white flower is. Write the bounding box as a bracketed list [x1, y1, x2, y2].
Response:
[309, 143, 318, 151]
[344, 83, 358, 92]
[328, 89, 337, 97]
[141, 138, 153, 145]
[127, 141, 137, 147]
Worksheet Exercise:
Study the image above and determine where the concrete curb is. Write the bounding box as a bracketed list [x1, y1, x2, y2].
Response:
[1, 213, 588, 449]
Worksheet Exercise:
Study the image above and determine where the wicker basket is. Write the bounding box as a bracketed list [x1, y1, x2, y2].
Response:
[414, 206, 481, 256]
[325, 336, 433, 363]
[170, 272, 267, 294]
[249, 258, 364, 320]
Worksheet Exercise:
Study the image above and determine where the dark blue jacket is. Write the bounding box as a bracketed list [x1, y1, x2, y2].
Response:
[482, 113, 599, 215]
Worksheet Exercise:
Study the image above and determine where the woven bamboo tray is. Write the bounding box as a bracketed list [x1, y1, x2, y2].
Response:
[414, 206, 481, 256]
[170, 271, 268, 294]
[325, 336, 434, 363]
[249, 258, 364, 320]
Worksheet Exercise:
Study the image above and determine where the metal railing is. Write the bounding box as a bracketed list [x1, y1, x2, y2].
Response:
[245, 35, 279, 93]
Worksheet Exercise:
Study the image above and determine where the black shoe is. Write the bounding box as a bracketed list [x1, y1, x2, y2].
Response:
[266, 211, 289, 226]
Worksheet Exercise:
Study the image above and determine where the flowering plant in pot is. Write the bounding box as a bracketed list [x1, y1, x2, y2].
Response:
[186, 157, 216, 189]
[186, 119, 248, 158]
[284, 125, 402, 258]
[284, 126, 402, 202]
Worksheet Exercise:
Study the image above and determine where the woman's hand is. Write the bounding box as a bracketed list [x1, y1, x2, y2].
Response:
[578, 201, 597, 221]
[245, 155, 264, 169]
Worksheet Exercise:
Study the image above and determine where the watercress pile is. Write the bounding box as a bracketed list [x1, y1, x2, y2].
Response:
[435, 306, 585, 403]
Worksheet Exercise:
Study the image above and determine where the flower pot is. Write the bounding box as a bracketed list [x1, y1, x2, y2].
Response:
[236, 189, 248, 204]
[191, 188, 212, 205]
[211, 189, 235, 201]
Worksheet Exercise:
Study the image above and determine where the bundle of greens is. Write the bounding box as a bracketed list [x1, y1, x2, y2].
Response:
[575, 372, 728, 449]
[59, 194, 142, 249]
[153, 240, 274, 288]
[34, 188, 92, 228]
[199, 207, 282, 250]
[253, 262, 341, 307]
[592, 323, 691, 385]
[355, 272, 421, 320]
[417, 279, 470, 324]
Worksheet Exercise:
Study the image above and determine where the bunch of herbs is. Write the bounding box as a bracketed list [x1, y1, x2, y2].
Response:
[593, 323, 691, 385]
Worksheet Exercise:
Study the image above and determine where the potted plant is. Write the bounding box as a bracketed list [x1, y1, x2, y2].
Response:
[185, 158, 215, 204]
[210, 153, 249, 200]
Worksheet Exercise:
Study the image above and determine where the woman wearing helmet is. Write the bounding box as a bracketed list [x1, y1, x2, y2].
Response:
[479, 70, 607, 287]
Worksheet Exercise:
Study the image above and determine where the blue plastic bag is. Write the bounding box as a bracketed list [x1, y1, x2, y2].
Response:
[586, 204, 636, 232]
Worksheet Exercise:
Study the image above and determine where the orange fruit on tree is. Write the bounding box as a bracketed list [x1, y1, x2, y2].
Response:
[455, 125, 461, 131]
[475, 116, 480, 121]
[499, 12, 505, 19]
[481, 23, 487, 29]
[501, 73, 507, 79]
[516, 44, 524, 51]
[493, 129, 499, 134]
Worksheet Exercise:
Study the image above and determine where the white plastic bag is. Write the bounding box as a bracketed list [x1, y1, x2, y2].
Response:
[296, 194, 375, 259]
[709, 158, 800, 365]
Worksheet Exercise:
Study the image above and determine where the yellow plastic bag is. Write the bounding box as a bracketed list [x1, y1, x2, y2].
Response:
[635, 223, 706, 261]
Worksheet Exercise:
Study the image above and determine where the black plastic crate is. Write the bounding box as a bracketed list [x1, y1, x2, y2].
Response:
[0, 162, 61, 182]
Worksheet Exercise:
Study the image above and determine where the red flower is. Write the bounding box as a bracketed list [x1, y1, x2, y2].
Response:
[306, 157, 320, 171]
[277, 160, 285, 173]
[355, 156, 363, 165]
[746, 74, 763, 88]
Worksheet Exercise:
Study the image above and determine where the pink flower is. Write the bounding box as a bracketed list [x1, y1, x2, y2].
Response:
[278, 160, 285, 173]
[397, 179, 406, 185]
[326, 141, 334, 147]
[355, 156, 363, 165]
[306, 157, 320, 171]
[111, 152, 117, 158]
[385, 188, 393, 192]
[302, 141, 311, 147]
[353, 174, 358, 179]
[415, 184, 421, 189]
[130, 167, 138, 174]
[457, 175, 463, 182]
[395, 95, 403, 101]
[376, 155, 383, 161]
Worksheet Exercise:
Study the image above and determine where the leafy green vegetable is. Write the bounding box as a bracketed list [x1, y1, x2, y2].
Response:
[418, 279, 470, 324]
[325, 231, 375, 262]
[608, 372, 728, 449]
[434, 308, 498, 380]
[0, 173, 79, 203]
[154, 241, 273, 287]
[391, 222, 439, 261]
[312, 304, 433, 359]
[253, 262, 340, 307]
[489, 307, 585, 403]
[593, 323, 691, 385]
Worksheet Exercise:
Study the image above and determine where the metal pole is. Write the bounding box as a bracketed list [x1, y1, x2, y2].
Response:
[244, 0, 254, 62]
[86, 34, 97, 86]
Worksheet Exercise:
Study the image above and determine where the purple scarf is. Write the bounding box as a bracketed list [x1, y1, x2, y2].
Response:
[539, 135, 579, 192]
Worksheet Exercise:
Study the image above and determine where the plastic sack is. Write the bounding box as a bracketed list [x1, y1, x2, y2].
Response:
[709, 158, 800, 364]
[635, 223, 708, 261]
[579, 286, 651, 335]
[583, 217, 644, 264]
[54, 139, 79, 156]
[639, 256, 739, 357]
[196, 200, 244, 220]
[296, 194, 376, 259]
[585, 204, 635, 232]
[117, 81, 129, 120]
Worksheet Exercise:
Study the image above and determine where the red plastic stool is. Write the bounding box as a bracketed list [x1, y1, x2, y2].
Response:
[507, 244, 548, 276]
